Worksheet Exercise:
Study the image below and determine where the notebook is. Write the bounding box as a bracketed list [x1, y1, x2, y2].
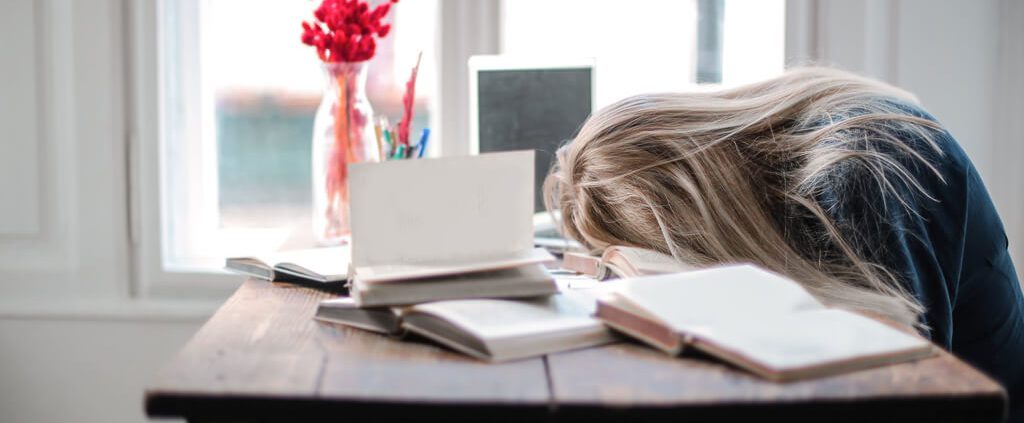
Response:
[346, 150, 557, 306]
[225, 246, 350, 292]
[315, 297, 402, 335]
[563, 246, 693, 280]
[315, 281, 620, 361]
[350, 262, 556, 307]
[596, 264, 935, 381]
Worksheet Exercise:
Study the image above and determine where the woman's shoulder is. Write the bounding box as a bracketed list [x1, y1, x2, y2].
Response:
[864, 96, 968, 164]
[819, 95, 971, 192]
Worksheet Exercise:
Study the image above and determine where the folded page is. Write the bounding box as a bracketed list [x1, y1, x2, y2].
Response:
[354, 247, 554, 284]
[690, 308, 932, 379]
[617, 264, 825, 333]
[349, 150, 535, 268]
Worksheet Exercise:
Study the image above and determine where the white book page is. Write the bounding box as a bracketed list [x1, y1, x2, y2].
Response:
[255, 246, 350, 278]
[348, 151, 535, 268]
[617, 264, 825, 334]
[698, 308, 930, 372]
[405, 288, 605, 343]
[606, 246, 692, 276]
[355, 248, 554, 283]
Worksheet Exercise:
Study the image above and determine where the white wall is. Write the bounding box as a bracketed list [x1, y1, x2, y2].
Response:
[0, 318, 200, 423]
[894, 0, 999, 184]
[0, 1, 210, 422]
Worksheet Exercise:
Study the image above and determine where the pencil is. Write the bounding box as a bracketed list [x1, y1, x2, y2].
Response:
[374, 121, 385, 161]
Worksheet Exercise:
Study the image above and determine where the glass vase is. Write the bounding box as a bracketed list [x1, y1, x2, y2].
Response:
[311, 61, 379, 246]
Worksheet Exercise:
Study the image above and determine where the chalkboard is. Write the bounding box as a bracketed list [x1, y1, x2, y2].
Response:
[477, 68, 593, 212]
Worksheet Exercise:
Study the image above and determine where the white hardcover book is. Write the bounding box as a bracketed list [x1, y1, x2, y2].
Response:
[315, 297, 402, 335]
[350, 263, 557, 307]
[347, 151, 556, 306]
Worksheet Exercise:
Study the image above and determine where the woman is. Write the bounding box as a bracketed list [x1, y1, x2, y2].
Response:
[545, 67, 1023, 419]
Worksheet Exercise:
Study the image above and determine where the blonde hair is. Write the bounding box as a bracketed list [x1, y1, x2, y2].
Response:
[544, 67, 945, 329]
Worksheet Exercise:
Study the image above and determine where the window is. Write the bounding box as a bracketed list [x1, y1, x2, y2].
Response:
[154, 0, 784, 274]
[501, 0, 786, 107]
[159, 0, 439, 268]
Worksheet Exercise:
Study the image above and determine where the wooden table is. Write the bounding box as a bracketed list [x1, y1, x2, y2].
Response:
[145, 279, 1008, 422]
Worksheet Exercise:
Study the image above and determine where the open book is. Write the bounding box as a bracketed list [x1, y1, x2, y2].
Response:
[346, 151, 557, 306]
[596, 264, 935, 381]
[225, 246, 350, 292]
[563, 246, 692, 279]
[315, 284, 619, 362]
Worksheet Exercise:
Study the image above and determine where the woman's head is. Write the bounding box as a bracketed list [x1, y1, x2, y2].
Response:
[545, 67, 943, 328]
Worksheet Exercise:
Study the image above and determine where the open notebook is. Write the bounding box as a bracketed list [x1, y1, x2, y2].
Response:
[596, 264, 934, 381]
[225, 246, 350, 291]
[315, 282, 619, 362]
[346, 151, 557, 306]
[563, 246, 693, 280]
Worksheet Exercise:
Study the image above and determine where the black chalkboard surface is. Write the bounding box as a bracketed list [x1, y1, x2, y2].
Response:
[477, 68, 593, 212]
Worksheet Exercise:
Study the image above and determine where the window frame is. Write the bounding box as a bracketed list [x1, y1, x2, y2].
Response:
[130, 0, 798, 299]
[130, 0, 501, 298]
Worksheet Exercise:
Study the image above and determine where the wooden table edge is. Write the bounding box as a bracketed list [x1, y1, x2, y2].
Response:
[146, 386, 1007, 423]
[549, 392, 1007, 423]
[145, 391, 552, 422]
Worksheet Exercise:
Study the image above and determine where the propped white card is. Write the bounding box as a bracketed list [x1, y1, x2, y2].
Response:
[349, 150, 548, 279]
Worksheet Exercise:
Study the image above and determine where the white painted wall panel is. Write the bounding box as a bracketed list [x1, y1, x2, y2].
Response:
[0, 317, 200, 423]
[895, 0, 1000, 182]
[0, 0, 129, 298]
[0, 0, 41, 235]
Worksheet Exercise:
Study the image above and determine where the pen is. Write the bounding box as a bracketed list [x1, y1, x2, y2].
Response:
[394, 144, 406, 160]
[416, 128, 431, 158]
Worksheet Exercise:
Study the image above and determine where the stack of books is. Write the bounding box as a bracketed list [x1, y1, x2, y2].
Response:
[229, 151, 935, 380]
[231, 151, 621, 361]
[322, 151, 621, 361]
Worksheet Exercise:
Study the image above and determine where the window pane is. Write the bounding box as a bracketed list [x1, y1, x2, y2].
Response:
[500, 0, 785, 107]
[501, 0, 700, 108]
[722, 0, 787, 86]
[203, 0, 438, 231]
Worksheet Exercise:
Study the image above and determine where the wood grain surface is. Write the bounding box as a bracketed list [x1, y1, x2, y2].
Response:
[145, 279, 1008, 422]
[547, 343, 1006, 422]
[145, 280, 549, 422]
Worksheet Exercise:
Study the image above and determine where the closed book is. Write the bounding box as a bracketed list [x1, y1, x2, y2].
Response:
[315, 297, 403, 335]
[351, 262, 557, 307]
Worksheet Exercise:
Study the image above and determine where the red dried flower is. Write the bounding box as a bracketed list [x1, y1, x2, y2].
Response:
[301, 0, 399, 63]
[398, 52, 422, 145]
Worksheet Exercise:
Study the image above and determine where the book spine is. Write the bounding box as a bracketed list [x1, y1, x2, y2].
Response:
[594, 301, 684, 355]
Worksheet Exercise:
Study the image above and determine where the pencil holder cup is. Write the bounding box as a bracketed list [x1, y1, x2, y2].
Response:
[311, 61, 380, 246]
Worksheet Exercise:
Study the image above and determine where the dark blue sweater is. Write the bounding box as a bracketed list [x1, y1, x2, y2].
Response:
[815, 99, 1024, 421]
